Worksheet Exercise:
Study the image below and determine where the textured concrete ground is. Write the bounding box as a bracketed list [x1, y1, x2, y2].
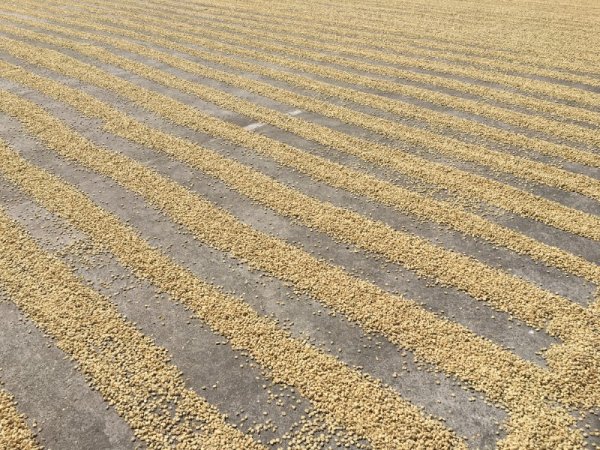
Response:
[0, 0, 598, 449]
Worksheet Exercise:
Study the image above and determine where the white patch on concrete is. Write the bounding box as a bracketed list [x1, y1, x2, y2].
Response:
[243, 122, 265, 131]
[288, 109, 303, 116]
